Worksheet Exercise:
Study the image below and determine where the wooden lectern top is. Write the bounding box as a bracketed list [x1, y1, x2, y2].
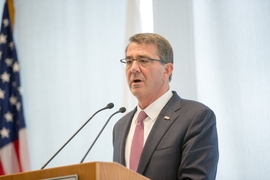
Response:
[0, 162, 150, 180]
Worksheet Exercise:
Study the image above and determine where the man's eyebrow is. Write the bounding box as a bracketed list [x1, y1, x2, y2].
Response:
[137, 55, 149, 58]
[125, 55, 149, 58]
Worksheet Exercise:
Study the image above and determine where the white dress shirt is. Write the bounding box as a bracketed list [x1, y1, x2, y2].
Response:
[125, 90, 173, 168]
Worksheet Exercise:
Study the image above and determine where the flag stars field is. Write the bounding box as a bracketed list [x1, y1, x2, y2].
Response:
[0, 127, 10, 139]
[9, 41, 14, 49]
[0, 33, 7, 44]
[1, 71, 10, 83]
[2, 18, 9, 27]
[0, 89, 4, 99]
[4, 111, 13, 122]
[16, 102, 21, 111]
[9, 95, 17, 105]
[13, 62, 19, 72]
[5, 58, 13, 66]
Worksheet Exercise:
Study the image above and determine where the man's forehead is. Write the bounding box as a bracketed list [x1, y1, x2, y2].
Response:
[126, 43, 158, 56]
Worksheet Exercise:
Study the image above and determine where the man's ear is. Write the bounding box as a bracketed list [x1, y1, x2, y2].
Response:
[163, 63, 173, 81]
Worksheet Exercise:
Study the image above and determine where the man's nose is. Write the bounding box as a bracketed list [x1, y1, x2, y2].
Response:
[129, 60, 140, 73]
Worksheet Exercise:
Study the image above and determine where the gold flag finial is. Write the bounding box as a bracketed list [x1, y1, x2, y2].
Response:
[7, 0, 15, 31]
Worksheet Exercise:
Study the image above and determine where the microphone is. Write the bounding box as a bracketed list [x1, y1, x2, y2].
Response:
[41, 103, 114, 169]
[80, 107, 126, 163]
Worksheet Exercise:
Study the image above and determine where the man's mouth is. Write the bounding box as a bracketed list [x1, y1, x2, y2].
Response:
[133, 79, 142, 83]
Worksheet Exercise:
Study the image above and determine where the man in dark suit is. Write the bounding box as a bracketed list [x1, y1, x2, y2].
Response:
[113, 33, 219, 180]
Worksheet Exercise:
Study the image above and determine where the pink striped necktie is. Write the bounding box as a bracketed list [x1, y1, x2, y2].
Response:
[130, 111, 148, 171]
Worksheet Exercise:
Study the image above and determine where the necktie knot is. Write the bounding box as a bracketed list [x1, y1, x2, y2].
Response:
[137, 111, 147, 123]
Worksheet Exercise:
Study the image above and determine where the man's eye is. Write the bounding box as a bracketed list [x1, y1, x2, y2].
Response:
[139, 58, 149, 63]
[126, 59, 133, 64]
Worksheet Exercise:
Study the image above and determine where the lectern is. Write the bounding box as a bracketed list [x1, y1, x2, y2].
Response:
[0, 162, 149, 180]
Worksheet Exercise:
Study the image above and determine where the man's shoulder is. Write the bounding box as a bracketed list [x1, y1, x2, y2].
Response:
[182, 98, 212, 110]
[171, 91, 213, 112]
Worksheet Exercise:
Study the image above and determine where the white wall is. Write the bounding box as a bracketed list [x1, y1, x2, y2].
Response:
[13, 0, 128, 169]
[193, 1, 270, 179]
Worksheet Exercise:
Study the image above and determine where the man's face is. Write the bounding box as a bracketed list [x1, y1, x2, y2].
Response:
[125, 42, 171, 104]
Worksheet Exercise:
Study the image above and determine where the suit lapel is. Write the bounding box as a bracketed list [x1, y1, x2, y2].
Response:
[137, 92, 182, 174]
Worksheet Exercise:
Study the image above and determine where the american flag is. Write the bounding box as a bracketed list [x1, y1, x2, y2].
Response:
[0, 1, 30, 175]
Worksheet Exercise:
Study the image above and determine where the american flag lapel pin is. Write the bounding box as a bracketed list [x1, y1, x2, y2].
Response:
[164, 116, 170, 120]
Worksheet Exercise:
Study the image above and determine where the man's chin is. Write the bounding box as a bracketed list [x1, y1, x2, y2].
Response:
[130, 89, 142, 97]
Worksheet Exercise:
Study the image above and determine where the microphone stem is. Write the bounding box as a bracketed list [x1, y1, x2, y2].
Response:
[80, 111, 120, 163]
[41, 106, 109, 169]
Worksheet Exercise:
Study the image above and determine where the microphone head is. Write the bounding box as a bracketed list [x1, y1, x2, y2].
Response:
[107, 103, 114, 109]
[119, 107, 126, 113]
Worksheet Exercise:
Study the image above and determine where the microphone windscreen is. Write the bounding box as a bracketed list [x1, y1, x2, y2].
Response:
[119, 107, 126, 113]
[107, 103, 114, 109]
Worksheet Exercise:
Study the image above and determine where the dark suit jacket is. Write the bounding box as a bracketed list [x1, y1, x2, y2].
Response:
[113, 91, 219, 180]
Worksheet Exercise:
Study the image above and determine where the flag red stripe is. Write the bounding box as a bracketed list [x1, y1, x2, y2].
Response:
[0, 161, 5, 175]
[13, 139, 23, 172]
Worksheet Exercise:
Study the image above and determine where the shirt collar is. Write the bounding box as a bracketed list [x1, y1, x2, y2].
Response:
[137, 89, 173, 121]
